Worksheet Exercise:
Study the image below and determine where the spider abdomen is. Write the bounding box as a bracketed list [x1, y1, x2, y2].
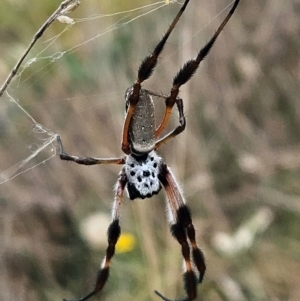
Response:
[126, 88, 156, 154]
[125, 151, 162, 200]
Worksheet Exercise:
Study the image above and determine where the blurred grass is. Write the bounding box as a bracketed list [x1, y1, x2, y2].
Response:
[1, 0, 300, 301]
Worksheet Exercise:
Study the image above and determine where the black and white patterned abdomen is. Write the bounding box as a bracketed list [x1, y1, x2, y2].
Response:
[125, 151, 162, 200]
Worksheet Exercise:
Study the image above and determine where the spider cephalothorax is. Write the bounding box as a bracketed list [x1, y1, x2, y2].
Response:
[58, 1, 240, 301]
[125, 151, 162, 200]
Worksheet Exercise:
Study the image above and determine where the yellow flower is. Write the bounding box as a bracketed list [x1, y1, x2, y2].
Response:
[116, 233, 136, 253]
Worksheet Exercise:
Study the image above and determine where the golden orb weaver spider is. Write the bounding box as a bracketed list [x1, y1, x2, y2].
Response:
[57, 0, 241, 300]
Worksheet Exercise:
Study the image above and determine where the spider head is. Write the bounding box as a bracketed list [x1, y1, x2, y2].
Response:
[125, 151, 162, 200]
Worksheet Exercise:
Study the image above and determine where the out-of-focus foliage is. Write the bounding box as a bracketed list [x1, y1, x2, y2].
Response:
[1, 1, 300, 301]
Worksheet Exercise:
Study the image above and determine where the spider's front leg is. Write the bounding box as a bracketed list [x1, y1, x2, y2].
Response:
[156, 164, 206, 301]
[63, 173, 127, 301]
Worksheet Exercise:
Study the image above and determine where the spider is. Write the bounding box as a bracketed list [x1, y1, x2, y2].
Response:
[57, 0, 240, 300]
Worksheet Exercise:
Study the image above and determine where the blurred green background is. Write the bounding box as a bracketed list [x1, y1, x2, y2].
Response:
[1, 1, 300, 301]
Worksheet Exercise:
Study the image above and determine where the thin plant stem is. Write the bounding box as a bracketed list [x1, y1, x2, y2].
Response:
[0, 0, 78, 98]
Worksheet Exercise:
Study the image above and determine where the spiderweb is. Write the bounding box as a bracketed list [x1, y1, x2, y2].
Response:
[0, 1, 172, 184]
[0, 0, 234, 185]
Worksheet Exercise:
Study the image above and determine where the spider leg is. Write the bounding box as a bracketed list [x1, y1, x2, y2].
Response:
[155, 0, 241, 138]
[122, 0, 191, 154]
[156, 164, 205, 301]
[155, 97, 185, 150]
[57, 135, 126, 165]
[63, 173, 127, 301]
[144, 91, 186, 148]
